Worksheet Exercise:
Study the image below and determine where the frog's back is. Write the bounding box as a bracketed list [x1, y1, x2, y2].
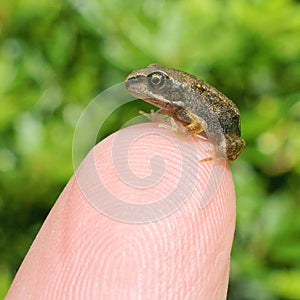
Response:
[188, 77, 241, 137]
[154, 64, 243, 139]
[127, 63, 242, 139]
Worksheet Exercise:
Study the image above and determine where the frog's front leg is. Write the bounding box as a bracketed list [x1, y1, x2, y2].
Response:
[139, 109, 190, 136]
[185, 117, 207, 135]
[157, 118, 187, 136]
[176, 109, 207, 135]
[160, 110, 207, 137]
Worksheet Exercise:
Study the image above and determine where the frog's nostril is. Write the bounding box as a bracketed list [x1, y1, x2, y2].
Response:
[125, 75, 144, 85]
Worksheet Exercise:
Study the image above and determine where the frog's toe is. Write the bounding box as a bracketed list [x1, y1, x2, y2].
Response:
[139, 109, 167, 123]
[199, 149, 227, 163]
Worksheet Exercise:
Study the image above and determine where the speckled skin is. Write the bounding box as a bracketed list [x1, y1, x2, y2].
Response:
[125, 64, 245, 161]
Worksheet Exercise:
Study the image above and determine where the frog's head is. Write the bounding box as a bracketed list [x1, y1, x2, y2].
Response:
[125, 64, 196, 110]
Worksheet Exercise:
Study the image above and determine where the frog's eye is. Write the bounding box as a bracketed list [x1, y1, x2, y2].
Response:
[147, 71, 168, 89]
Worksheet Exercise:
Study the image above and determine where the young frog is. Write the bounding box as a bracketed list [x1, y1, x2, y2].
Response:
[125, 63, 245, 161]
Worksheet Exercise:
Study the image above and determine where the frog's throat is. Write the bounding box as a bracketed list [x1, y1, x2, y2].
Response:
[143, 98, 181, 113]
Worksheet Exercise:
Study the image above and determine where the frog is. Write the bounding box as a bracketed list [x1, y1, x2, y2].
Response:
[125, 63, 245, 161]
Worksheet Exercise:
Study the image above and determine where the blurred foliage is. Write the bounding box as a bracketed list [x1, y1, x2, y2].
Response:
[1, 0, 300, 298]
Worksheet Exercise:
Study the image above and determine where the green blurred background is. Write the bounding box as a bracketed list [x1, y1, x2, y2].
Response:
[1, 0, 300, 298]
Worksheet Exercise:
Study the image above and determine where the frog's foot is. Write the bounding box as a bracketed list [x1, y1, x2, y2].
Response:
[139, 109, 168, 123]
[199, 149, 227, 163]
[199, 149, 214, 163]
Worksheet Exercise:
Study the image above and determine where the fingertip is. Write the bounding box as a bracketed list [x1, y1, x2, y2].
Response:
[7, 123, 236, 299]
